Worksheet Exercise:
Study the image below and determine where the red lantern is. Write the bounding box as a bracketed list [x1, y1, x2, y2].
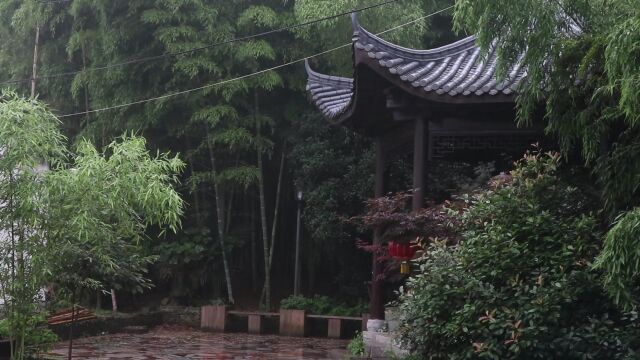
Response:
[388, 241, 420, 274]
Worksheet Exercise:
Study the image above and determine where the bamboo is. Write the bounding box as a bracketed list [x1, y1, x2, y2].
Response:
[186, 137, 202, 227]
[260, 144, 286, 303]
[30, 26, 40, 98]
[206, 129, 234, 304]
[67, 291, 76, 360]
[81, 37, 90, 133]
[255, 92, 271, 310]
[251, 203, 258, 292]
[111, 289, 118, 312]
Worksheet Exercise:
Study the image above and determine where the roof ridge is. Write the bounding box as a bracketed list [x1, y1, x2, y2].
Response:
[351, 12, 477, 61]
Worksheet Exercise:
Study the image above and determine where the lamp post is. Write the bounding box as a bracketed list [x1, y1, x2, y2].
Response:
[294, 190, 303, 296]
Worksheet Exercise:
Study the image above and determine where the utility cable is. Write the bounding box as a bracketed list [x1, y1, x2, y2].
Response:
[57, 5, 455, 118]
[0, 0, 403, 85]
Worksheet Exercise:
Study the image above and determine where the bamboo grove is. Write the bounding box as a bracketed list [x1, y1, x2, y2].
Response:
[0, 0, 456, 309]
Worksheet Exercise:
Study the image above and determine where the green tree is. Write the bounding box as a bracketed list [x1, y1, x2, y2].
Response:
[0, 0, 77, 118]
[397, 152, 638, 359]
[0, 92, 66, 360]
[0, 0, 461, 309]
[0, 92, 184, 359]
[44, 135, 184, 294]
[288, 113, 374, 295]
[453, 0, 640, 308]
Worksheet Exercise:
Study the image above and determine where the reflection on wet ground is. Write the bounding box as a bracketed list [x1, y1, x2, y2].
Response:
[44, 326, 349, 359]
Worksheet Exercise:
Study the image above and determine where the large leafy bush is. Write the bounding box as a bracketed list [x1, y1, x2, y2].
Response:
[397, 152, 640, 359]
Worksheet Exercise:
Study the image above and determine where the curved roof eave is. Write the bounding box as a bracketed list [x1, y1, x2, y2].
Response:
[304, 59, 355, 125]
[305, 13, 527, 124]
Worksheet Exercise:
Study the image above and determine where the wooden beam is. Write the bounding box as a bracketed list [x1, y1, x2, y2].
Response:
[370, 138, 386, 321]
[412, 117, 426, 210]
[375, 138, 385, 198]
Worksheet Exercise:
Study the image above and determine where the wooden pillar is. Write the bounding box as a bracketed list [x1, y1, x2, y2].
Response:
[280, 309, 307, 337]
[375, 138, 385, 199]
[201, 305, 227, 332]
[327, 318, 342, 339]
[248, 314, 263, 334]
[370, 138, 385, 320]
[361, 313, 370, 331]
[412, 117, 426, 210]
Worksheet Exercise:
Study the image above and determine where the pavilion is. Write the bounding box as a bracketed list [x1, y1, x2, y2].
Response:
[305, 14, 542, 327]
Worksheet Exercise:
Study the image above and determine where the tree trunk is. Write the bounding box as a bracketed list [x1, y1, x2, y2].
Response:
[268, 144, 286, 272]
[30, 26, 40, 98]
[224, 155, 240, 235]
[110, 289, 118, 312]
[7, 173, 16, 360]
[260, 144, 286, 303]
[294, 198, 302, 296]
[96, 290, 102, 311]
[257, 142, 270, 309]
[67, 290, 76, 360]
[186, 137, 202, 227]
[81, 38, 90, 134]
[255, 99, 271, 310]
[225, 189, 234, 235]
[206, 131, 235, 304]
[251, 204, 258, 292]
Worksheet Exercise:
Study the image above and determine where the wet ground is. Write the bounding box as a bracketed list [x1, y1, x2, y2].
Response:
[44, 326, 350, 359]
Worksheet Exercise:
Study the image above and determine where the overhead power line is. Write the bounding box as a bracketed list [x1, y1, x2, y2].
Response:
[57, 5, 455, 119]
[0, 0, 403, 85]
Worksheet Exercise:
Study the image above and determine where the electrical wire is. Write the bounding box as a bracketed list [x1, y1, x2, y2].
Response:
[57, 5, 455, 118]
[0, 0, 403, 85]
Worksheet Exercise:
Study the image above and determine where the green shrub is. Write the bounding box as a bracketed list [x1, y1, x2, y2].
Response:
[0, 314, 58, 356]
[0, 318, 8, 338]
[397, 152, 640, 359]
[347, 331, 365, 356]
[280, 295, 366, 317]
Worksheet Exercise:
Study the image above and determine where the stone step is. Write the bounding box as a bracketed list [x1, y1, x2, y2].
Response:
[363, 331, 410, 359]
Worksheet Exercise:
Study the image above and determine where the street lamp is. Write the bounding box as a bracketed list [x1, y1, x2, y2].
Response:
[294, 190, 304, 296]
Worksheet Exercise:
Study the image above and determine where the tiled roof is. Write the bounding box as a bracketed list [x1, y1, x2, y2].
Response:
[305, 60, 354, 120]
[352, 14, 526, 97]
[305, 14, 528, 120]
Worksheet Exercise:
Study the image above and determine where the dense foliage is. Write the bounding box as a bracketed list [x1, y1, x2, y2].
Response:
[0, 0, 457, 309]
[288, 113, 375, 296]
[454, 0, 640, 308]
[0, 93, 183, 358]
[397, 152, 640, 359]
[0, 317, 57, 358]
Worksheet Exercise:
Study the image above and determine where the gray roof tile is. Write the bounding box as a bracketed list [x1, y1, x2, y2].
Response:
[305, 61, 353, 119]
[306, 13, 527, 120]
